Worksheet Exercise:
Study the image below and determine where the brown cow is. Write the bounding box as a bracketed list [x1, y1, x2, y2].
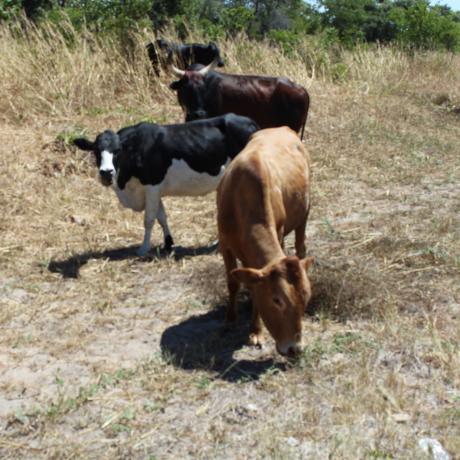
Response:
[169, 61, 310, 139]
[217, 127, 313, 358]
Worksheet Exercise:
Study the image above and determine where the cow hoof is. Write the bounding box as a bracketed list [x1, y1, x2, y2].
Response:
[164, 235, 174, 252]
[297, 249, 306, 259]
[209, 239, 219, 252]
[248, 333, 264, 349]
[136, 246, 150, 257]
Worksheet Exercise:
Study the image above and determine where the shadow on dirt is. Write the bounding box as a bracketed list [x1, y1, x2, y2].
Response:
[160, 302, 286, 383]
[48, 242, 219, 278]
[305, 258, 386, 321]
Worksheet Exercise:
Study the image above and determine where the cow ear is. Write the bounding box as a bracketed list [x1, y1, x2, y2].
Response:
[300, 256, 315, 272]
[231, 267, 267, 285]
[169, 80, 182, 90]
[73, 138, 95, 151]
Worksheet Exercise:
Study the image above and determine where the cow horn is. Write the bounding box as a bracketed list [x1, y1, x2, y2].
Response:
[198, 58, 219, 76]
[171, 64, 185, 77]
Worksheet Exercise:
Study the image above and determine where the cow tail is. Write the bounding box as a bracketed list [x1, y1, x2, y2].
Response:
[300, 119, 307, 141]
[301, 89, 310, 141]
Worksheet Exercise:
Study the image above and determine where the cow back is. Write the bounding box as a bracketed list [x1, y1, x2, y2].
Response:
[115, 115, 258, 188]
[217, 126, 310, 263]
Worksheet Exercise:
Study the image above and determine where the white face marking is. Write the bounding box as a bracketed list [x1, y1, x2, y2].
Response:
[100, 150, 115, 174]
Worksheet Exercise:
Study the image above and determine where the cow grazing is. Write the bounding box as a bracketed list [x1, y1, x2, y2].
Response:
[169, 60, 310, 139]
[217, 127, 313, 358]
[146, 39, 224, 76]
[73, 114, 259, 256]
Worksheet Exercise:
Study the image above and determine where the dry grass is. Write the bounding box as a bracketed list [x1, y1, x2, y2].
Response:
[0, 20, 459, 459]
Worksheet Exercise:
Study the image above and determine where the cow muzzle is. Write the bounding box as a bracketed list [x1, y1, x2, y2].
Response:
[276, 341, 303, 359]
[99, 169, 114, 186]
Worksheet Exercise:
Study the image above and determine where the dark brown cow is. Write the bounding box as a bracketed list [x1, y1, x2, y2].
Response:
[217, 127, 314, 358]
[169, 61, 310, 139]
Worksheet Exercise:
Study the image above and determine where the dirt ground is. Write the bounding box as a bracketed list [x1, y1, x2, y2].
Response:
[1, 47, 459, 458]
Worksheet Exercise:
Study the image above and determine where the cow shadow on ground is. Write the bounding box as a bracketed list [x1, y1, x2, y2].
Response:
[303, 258, 381, 321]
[47, 242, 219, 279]
[160, 301, 286, 383]
[160, 260, 365, 383]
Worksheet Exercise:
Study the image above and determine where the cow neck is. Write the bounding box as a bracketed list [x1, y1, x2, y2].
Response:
[243, 224, 285, 269]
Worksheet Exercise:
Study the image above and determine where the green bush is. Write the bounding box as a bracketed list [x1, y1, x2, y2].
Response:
[221, 7, 254, 37]
[268, 29, 301, 56]
[0, 0, 22, 21]
[60, 0, 151, 34]
[390, 0, 460, 51]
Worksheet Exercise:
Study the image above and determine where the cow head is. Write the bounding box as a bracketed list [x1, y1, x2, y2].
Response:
[207, 42, 224, 67]
[169, 59, 219, 122]
[155, 38, 171, 51]
[232, 256, 314, 358]
[73, 130, 121, 187]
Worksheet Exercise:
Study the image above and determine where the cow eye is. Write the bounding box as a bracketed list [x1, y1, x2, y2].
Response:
[273, 297, 282, 307]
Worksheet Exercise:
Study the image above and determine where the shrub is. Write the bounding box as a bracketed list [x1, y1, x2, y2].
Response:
[268, 29, 301, 56]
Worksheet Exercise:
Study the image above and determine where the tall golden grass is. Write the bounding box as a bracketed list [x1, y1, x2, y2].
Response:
[0, 18, 458, 129]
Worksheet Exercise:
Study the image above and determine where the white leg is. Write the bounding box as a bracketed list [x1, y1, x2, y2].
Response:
[157, 199, 174, 251]
[137, 185, 162, 256]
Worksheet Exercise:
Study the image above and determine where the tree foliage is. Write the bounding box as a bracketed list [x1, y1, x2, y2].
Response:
[1, 0, 460, 52]
[390, 0, 460, 51]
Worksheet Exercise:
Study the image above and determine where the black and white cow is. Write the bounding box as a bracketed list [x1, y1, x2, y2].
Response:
[73, 114, 259, 256]
[146, 39, 224, 76]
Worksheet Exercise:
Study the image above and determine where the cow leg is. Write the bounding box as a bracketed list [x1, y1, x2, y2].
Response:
[277, 223, 285, 251]
[157, 199, 174, 252]
[249, 304, 264, 348]
[137, 185, 161, 256]
[222, 248, 239, 323]
[294, 212, 308, 259]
